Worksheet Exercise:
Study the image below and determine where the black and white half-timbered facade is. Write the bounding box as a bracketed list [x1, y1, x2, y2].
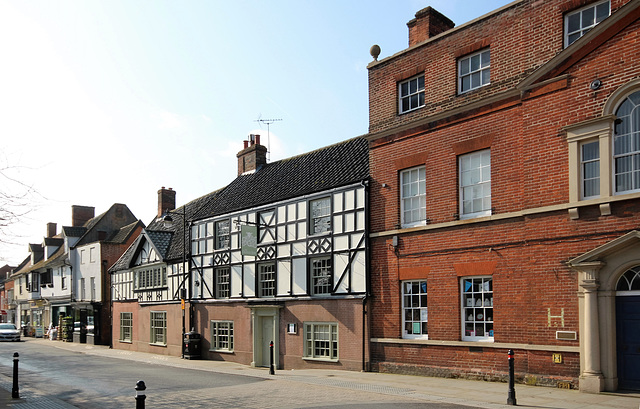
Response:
[110, 137, 370, 370]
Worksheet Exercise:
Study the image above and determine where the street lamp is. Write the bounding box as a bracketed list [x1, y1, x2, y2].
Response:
[162, 211, 189, 358]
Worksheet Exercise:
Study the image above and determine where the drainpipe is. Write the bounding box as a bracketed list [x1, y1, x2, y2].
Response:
[361, 179, 371, 372]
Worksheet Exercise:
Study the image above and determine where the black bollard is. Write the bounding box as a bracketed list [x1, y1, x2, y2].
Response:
[269, 341, 275, 375]
[507, 349, 517, 406]
[135, 380, 146, 409]
[12, 352, 19, 399]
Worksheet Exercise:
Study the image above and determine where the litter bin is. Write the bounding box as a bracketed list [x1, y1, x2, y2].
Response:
[183, 331, 201, 360]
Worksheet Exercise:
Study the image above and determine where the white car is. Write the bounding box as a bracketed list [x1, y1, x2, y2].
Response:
[0, 323, 21, 342]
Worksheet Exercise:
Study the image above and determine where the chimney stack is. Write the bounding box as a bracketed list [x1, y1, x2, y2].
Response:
[237, 134, 268, 176]
[407, 7, 454, 47]
[46, 222, 57, 238]
[158, 187, 176, 217]
[71, 205, 95, 227]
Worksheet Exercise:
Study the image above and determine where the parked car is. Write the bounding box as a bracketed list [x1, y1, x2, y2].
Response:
[0, 323, 21, 342]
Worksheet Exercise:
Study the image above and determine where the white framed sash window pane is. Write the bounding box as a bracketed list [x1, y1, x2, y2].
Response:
[310, 197, 331, 234]
[215, 267, 230, 298]
[459, 149, 491, 219]
[461, 277, 494, 342]
[614, 91, 640, 194]
[459, 49, 490, 94]
[400, 166, 426, 227]
[120, 312, 132, 342]
[210, 321, 234, 352]
[398, 75, 425, 114]
[581, 140, 600, 199]
[564, 0, 610, 47]
[215, 220, 230, 250]
[150, 311, 167, 346]
[311, 257, 332, 295]
[402, 280, 428, 339]
[258, 263, 275, 297]
[304, 322, 338, 360]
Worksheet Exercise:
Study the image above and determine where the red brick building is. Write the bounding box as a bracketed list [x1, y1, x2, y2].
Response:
[366, 0, 640, 393]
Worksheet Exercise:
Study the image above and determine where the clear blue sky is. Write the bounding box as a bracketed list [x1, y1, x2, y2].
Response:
[0, 0, 512, 265]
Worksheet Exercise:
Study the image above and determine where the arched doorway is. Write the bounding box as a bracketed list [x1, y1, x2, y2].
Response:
[615, 266, 640, 390]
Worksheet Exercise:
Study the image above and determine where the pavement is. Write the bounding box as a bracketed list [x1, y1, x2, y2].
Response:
[0, 338, 639, 409]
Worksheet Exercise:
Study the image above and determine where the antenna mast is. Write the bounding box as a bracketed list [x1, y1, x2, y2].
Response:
[254, 117, 282, 162]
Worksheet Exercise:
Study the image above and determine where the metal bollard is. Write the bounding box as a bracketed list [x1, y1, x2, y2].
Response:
[269, 341, 275, 375]
[507, 349, 517, 406]
[12, 352, 19, 399]
[135, 380, 146, 409]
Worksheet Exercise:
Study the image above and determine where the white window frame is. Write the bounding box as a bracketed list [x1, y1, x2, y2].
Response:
[215, 267, 230, 299]
[398, 74, 425, 114]
[258, 262, 275, 298]
[210, 320, 234, 352]
[459, 149, 491, 219]
[80, 278, 86, 300]
[311, 257, 332, 296]
[400, 166, 427, 228]
[150, 311, 167, 346]
[461, 277, 494, 342]
[614, 91, 640, 195]
[458, 49, 490, 94]
[402, 280, 428, 339]
[310, 197, 331, 235]
[134, 265, 167, 290]
[215, 219, 230, 250]
[304, 322, 338, 361]
[120, 312, 132, 343]
[564, 0, 610, 48]
[580, 140, 600, 199]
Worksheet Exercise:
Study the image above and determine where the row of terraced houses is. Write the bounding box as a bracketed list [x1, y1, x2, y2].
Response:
[2, 0, 640, 393]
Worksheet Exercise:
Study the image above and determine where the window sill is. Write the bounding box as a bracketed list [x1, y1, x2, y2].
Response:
[399, 106, 425, 115]
[134, 287, 168, 293]
[303, 357, 339, 363]
[149, 343, 167, 347]
[209, 349, 234, 354]
[119, 340, 132, 344]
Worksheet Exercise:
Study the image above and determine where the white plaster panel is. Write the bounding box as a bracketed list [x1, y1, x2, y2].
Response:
[352, 232, 365, 248]
[278, 206, 287, 224]
[231, 265, 243, 298]
[277, 225, 287, 242]
[277, 260, 291, 296]
[333, 192, 343, 213]
[287, 224, 296, 241]
[243, 264, 256, 297]
[333, 215, 343, 234]
[292, 257, 307, 295]
[297, 221, 307, 240]
[334, 235, 349, 251]
[345, 189, 355, 210]
[297, 201, 306, 220]
[231, 250, 242, 263]
[247, 212, 256, 224]
[231, 233, 239, 249]
[292, 241, 306, 256]
[345, 213, 355, 232]
[356, 210, 365, 231]
[277, 243, 290, 258]
[351, 250, 366, 293]
[334, 253, 349, 294]
[288, 203, 297, 220]
[356, 187, 365, 209]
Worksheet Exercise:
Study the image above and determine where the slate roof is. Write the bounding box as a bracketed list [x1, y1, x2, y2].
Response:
[105, 220, 144, 244]
[43, 237, 64, 247]
[146, 230, 173, 258]
[192, 137, 369, 220]
[62, 226, 86, 238]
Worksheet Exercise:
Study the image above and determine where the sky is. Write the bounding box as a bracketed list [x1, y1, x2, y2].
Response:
[0, 0, 513, 266]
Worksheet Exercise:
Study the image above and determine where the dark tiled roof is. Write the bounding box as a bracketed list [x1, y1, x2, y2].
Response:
[146, 230, 173, 258]
[62, 226, 86, 238]
[106, 220, 144, 244]
[44, 237, 64, 247]
[192, 137, 369, 220]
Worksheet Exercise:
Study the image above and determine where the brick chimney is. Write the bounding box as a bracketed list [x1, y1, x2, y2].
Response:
[158, 187, 176, 217]
[237, 134, 268, 176]
[71, 205, 95, 227]
[46, 222, 57, 238]
[407, 7, 455, 47]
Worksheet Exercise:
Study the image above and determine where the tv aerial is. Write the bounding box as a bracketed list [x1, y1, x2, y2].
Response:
[254, 116, 282, 161]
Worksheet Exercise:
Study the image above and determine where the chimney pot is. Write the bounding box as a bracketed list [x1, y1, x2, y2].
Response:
[237, 136, 268, 176]
[407, 6, 454, 46]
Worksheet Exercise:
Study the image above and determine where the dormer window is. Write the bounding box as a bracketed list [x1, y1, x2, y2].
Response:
[398, 74, 425, 114]
[458, 49, 490, 94]
[564, 0, 610, 47]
